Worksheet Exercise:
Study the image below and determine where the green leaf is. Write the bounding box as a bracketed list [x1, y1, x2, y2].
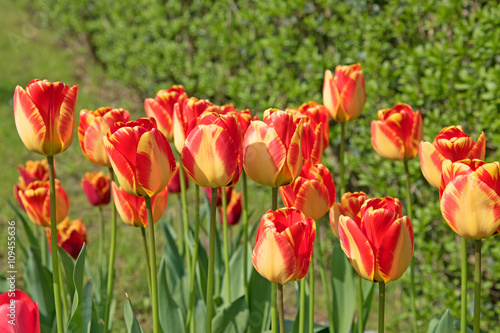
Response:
[196, 233, 209, 304]
[221, 243, 253, 303]
[212, 295, 249, 333]
[160, 217, 184, 287]
[331, 241, 356, 333]
[248, 268, 272, 333]
[124, 294, 144, 333]
[194, 300, 206, 333]
[67, 244, 91, 333]
[158, 259, 186, 333]
[427, 309, 454, 333]
[58, 247, 76, 304]
[292, 280, 309, 333]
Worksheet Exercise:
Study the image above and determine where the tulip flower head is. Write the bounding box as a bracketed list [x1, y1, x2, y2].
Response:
[144, 85, 188, 141]
[280, 162, 336, 220]
[13, 79, 79, 156]
[78, 107, 131, 167]
[419, 125, 486, 189]
[243, 109, 303, 187]
[323, 64, 366, 123]
[46, 217, 87, 259]
[371, 103, 424, 161]
[252, 208, 316, 284]
[338, 197, 413, 283]
[13, 159, 51, 210]
[440, 159, 500, 239]
[219, 104, 255, 136]
[295, 101, 330, 153]
[221, 191, 243, 226]
[0, 290, 40, 333]
[81, 171, 111, 206]
[103, 117, 177, 197]
[329, 191, 369, 238]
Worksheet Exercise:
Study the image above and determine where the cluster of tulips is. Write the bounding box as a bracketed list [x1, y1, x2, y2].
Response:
[1, 62, 496, 333]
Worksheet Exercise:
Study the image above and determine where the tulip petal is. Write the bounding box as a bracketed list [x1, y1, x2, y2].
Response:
[360, 208, 399, 250]
[112, 182, 143, 227]
[371, 120, 404, 160]
[468, 132, 486, 160]
[13, 86, 46, 154]
[57, 85, 78, 152]
[294, 179, 331, 220]
[419, 141, 445, 189]
[283, 119, 303, 185]
[340, 70, 366, 121]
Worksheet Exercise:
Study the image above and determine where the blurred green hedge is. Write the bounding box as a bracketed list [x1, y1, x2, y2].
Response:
[34, 0, 500, 330]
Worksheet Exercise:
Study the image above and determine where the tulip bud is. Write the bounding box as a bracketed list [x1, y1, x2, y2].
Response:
[13, 159, 51, 211]
[81, 171, 111, 206]
[329, 192, 369, 238]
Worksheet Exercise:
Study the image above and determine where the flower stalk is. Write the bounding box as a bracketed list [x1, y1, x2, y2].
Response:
[206, 187, 218, 333]
[474, 239, 482, 333]
[145, 195, 160, 333]
[104, 167, 117, 332]
[461, 238, 467, 333]
[222, 187, 231, 303]
[378, 282, 385, 333]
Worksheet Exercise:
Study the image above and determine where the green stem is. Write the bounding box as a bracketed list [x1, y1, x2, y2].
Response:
[141, 227, 152, 296]
[272, 283, 278, 333]
[47, 155, 63, 333]
[242, 173, 249, 298]
[299, 279, 306, 333]
[339, 122, 346, 195]
[40, 226, 47, 267]
[309, 252, 315, 333]
[104, 167, 117, 332]
[98, 206, 105, 291]
[404, 161, 418, 333]
[187, 185, 201, 333]
[222, 187, 231, 303]
[461, 238, 468, 333]
[474, 239, 481, 333]
[278, 284, 285, 333]
[357, 275, 364, 333]
[316, 225, 334, 333]
[59, 260, 68, 325]
[206, 187, 218, 333]
[378, 281, 385, 333]
[145, 196, 160, 333]
[272, 187, 278, 210]
[179, 163, 192, 280]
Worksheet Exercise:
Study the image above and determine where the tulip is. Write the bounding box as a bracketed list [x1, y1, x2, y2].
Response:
[280, 162, 336, 221]
[18, 180, 70, 227]
[329, 191, 369, 238]
[182, 111, 243, 188]
[167, 162, 189, 193]
[111, 182, 168, 228]
[0, 290, 40, 333]
[103, 117, 177, 197]
[338, 197, 413, 283]
[81, 171, 111, 206]
[145, 86, 188, 141]
[252, 207, 316, 284]
[323, 64, 366, 123]
[295, 101, 330, 153]
[419, 126, 486, 189]
[222, 192, 243, 226]
[78, 107, 131, 167]
[46, 217, 87, 260]
[13, 159, 51, 210]
[13, 79, 79, 156]
[219, 104, 255, 136]
[371, 103, 423, 161]
[243, 109, 303, 187]
[204, 186, 233, 207]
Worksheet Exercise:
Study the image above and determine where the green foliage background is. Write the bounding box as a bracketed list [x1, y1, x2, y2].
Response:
[32, 0, 500, 330]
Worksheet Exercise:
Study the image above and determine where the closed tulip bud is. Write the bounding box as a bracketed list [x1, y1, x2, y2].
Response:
[112, 182, 168, 228]
[323, 64, 366, 123]
[167, 162, 189, 194]
[78, 107, 130, 167]
[103, 118, 177, 197]
[371, 103, 423, 161]
[440, 159, 500, 239]
[296, 101, 330, 153]
[13, 79, 79, 156]
[329, 192, 369, 238]
[182, 111, 243, 188]
[204, 186, 233, 207]
[338, 197, 413, 283]
[252, 208, 316, 284]
[280, 162, 336, 220]
[46, 217, 87, 259]
[222, 192, 243, 226]
[0, 290, 40, 333]
[18, 180, 70, 227]
[145, 85, 188, 141]
[81, 171, 111, 206]
[243, 109, 303, 187]
[419, 125, 485, 189]
[13, 159, 51, 211]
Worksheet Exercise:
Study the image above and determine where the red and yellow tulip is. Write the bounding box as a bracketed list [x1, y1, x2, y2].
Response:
[329, 191, 369, 238]
[419, 125, 486, 189]
[222, 191, 243, 226]
[78, 107, 130, 167]
[219, 104, 256, 136]
[112, 182, 168, 228]
[243, 109, 303, 187]
[13, 159, 51, 210]
[323, 64, 366, 123]
[103, 118, 177, 197]
[440, 159, 500, 239]
[18, 180, 70, 227]
[46, 217, 87, 259]
[81, 171, 111, 206]
[338, 197, 413, 283]
[144, 85, 188, 141]
[0, 290, 40, 333]
[182, 111, 243, 188]
[280, 162, 336, 221]
[294, 101, 330, 153]
[371, 103, 423, 161]
[252, 208, 316, 284]
[13, 79, 79, 156]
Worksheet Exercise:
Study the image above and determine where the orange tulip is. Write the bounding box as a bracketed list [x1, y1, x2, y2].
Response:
[167, 162, 189, 194]
[0, 290, 40, 333]
[440, 159, 500, 239]
[18, 180, 70, 227]
[78, 107, 130, 167]
[329, 191, 369, 238]
[13, 159, 51, 211]
[280, 162, 336, 220]
[243, 109, 303, 187]
[81, 171, 111, 206]
[419, 125, 485, 189]
[338, 197, 413, 283]
[111, 182, 168, 228]
[371, 103, 423, 161]
[46, 217, 87, 259]
[252, 208, 316, 284]
[144, 85, 188, 141]
[182, 111, 243, 188]
[323, 64, 366, 123]
[13, 79, 79, 156]
[103, 118, 177, 197]
[222, 191, 243, 226]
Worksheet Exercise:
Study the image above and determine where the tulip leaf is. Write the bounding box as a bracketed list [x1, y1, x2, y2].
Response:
[196, 234, 209, 304]
[221, 243, 253, 303]
[212, 295, 249, 333]
[124, 295, 144, 333]
[194, 300, 206, 333]
[90, 296, 103, 333]
[427, 309, 473, 333]
[158, 258, 186, 333]
[58, 247, 76, 303]
[160, 217, 185, 288]
[248, 267, 272, 333]
[67, 244, 91, 333]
